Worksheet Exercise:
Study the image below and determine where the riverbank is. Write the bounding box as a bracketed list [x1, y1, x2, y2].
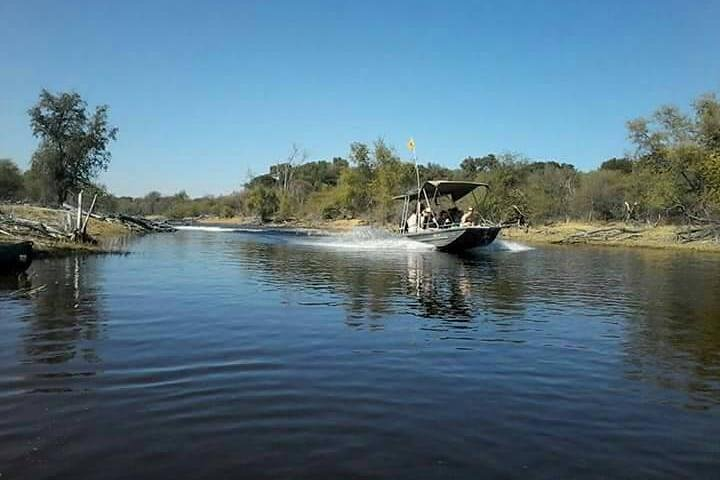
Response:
[501, 221, 720, 252]
[192, 216, 720, 252]
[0, 204, 157, 258]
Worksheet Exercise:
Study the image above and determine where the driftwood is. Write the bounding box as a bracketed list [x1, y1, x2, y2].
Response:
[0, 215, 68, 239]
[61, 203, 176, 233]
[1, 198, 176, 247]
[107, 213, 176, 233]
[677, 225, 720, 243]
[553, 227, 647, 245]
[668, 204, 720, 244]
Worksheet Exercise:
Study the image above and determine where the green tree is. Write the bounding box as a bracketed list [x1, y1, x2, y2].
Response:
[628, 93, 720, 217]
[600, 157, 633, 174]
[370, 139, 414, 221]
[245, 186, 279, 221]
[28, 89, 118, 204]
[0, 159, 25, 200]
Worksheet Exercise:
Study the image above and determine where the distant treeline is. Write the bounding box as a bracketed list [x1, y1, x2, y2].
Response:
[2, 92, 719, 226]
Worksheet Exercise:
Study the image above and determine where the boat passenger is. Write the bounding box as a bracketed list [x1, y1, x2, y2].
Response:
[460, 207, 476, 227]
[420, 207, 431, 229]
[406, 211, 418, 232]
[448, 207, 461, 224]
[439, 210, 451, 228]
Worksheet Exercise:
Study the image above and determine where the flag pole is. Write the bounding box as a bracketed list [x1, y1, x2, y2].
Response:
[408, 138, 421, 229]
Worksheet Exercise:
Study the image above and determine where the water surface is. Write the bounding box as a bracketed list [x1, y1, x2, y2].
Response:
[1, 229, 719, 479]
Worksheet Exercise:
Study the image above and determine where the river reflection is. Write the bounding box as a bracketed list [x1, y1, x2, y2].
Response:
[0, 231, 719, 479]
[228, 240, 529, 323]
[224, 236, 720, 406]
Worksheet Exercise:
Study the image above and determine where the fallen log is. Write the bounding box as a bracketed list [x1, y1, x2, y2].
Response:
[552, 227, 647, 245]
[677, 225, 720, 243]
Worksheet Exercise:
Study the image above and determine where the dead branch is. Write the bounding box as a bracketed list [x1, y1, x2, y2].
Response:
[552, 227, 648, 245]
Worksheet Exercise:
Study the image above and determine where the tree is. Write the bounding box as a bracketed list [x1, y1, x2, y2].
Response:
[270, 143, 307, 193]
[460, 154, 498, 178]
[600, 157, 633, 174]
[627, 93, 720, 217]
[245, 185, 279, 221]
[28, 89, 118, 204]
[0, 159, 25, 200]
[370, 139, 414, 221]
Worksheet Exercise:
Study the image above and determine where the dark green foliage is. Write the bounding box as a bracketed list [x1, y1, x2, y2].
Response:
[0, 159, 25, 200]
[600, 157, 633, 174]
[28, 90, 118, 204]
[245, 186, 279, 221]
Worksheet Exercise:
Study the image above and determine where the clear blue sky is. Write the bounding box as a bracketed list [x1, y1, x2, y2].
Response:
[1, 0, 719, 197]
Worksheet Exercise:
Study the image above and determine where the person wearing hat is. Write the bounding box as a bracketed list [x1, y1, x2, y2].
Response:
[460, 207, 476, 227]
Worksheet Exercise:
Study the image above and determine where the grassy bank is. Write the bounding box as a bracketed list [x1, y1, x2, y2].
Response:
[1, 204, 133, 257]
[501, 222, 720, 253]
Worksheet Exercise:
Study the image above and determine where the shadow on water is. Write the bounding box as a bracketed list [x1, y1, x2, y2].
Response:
[2, 256, 105, 366]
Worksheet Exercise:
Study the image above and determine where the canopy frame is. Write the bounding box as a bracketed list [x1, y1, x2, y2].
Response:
[396, 181, 490, 232]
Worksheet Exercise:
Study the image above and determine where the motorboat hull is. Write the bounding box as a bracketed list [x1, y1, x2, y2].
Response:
[405, 226, 501, 252]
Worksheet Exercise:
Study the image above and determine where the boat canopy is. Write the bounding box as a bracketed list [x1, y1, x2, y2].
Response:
[393, 181, 489, 202]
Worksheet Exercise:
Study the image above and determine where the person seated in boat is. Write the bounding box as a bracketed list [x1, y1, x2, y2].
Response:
[420, 207, 431, 229]
[460, 207, 476, 227]
[448, 206, 461, 224]
[439, 210, 452, 228]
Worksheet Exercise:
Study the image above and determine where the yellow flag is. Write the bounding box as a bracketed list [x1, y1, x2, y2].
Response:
[407, 137, 416, 152]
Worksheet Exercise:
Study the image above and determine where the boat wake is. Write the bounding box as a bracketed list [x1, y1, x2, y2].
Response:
[486, 239, 534, 252]
[294, 227, 435, 251]
[175, 225, 533, 253]
[175, 225, 263, 233]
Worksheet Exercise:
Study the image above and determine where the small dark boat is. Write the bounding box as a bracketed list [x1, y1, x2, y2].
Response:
[0, 241, 34, 273]
[395, 181, 502, 252]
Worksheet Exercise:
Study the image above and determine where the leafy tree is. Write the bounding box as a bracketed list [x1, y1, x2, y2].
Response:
[0, 159, 25, 200]
[460, 154, 498, 178]
[628, 93, 720, 217]
[28, 89, 118, 204]
[600, 157, 633, 174]
[370, 139, 414, 221]
[245, 185, 279, 221]
[419, 162, 453, 182]
[342, 142, 374, 213]
[573, 170, 628, 221]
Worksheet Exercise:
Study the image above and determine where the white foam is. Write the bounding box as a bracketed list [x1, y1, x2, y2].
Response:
[488, 239, 534, 252]
[175, 225, 262, 233]
[294, 227, 435, 251]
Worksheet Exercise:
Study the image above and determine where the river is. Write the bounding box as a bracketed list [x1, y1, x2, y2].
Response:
[1, 228, 719, 479]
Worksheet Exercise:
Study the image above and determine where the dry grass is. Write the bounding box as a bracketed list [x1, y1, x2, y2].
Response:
[0, 203, 133, 256]
[1, 204, 130, 239]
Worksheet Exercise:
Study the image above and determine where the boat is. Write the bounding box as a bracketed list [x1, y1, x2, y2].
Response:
[394, 181, 501, 252]
[0, 241, 34, 273]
